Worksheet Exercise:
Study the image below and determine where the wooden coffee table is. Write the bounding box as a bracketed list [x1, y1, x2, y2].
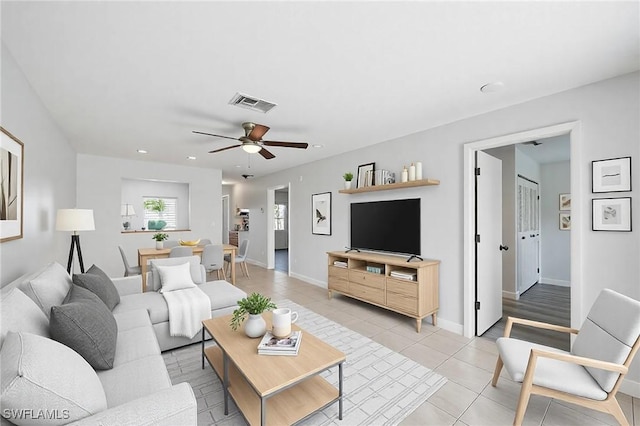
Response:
[201, 313, 346, 425]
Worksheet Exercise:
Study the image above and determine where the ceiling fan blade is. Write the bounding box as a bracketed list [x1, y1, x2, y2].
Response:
[193, 131, 239, 141]
[247, 124, 270, 141]
[262, 141, 309, 149]
[209, 144, 241, 153]
[258, 147, 275, 159]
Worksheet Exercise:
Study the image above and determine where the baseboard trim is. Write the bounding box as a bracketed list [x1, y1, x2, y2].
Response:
[620, 378, 640, 398]
[502, 290, 519, 300]
[435, 317, 463, 335]
[289, 271, 327, 288]
[540, 278, 571, 287]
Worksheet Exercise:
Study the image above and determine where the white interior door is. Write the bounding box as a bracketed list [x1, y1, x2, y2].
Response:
[476, 151, 504, 336]
[517, 176, 540, 294]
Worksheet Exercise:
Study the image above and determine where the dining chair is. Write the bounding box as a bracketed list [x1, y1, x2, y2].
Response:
[199, 238, 212, 246]
[225, 239, 250, 278]
[492, 288, 640, 426]
[201, 244, 226, 280]
[169, 246, 193, 258]
[163, 240, 179, 248]
[118, 245, 142, 277]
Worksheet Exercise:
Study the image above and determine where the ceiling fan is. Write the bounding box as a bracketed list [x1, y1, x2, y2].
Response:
[193, 122, 308, 159]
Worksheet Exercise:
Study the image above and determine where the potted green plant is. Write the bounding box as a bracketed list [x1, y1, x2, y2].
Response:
[152, 232, 169, 249]
[230, 293, 277, 338]
[144, 199, 167, 230]
[343, 172, 354, 190]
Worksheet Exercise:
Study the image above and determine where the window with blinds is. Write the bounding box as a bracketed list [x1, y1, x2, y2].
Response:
[274, 204, 286, 230]
[144, 197, 177, 230]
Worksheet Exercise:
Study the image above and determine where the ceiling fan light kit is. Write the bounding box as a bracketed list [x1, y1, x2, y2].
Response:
[193, 121, 308, 160]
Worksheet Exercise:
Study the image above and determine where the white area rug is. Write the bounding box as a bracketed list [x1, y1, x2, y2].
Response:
[163, 300, 447, 425]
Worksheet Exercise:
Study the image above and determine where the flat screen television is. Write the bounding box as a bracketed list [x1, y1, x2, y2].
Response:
[350, 198, 420, 255]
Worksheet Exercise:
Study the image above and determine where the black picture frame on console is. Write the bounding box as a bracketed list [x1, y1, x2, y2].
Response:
[357, 162, 375, 189]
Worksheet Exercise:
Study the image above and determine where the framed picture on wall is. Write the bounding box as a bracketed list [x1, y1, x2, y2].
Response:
[559, 213, 571, 230]
[312, 192, 331, 235]
[0, 127, 24, 243]
[592, 197, 632, 232]
[592, 157, 631, 193]
[559, 193, 571, 211]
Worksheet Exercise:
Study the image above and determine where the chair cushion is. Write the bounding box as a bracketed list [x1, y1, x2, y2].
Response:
[156, 262, 196, 293]
[0, 288, 50, 350]
[149, 256, 203, 291]
[0, 332, 107, 425]
[73, 264, 120, 310]
[496, 337, 607, 401]
[572, 289, 640, 392]
[18, 262, 72, 319]
[50, 285, 118, 370]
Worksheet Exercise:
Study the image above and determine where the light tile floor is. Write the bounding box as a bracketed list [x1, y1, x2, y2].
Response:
[222, 265, 639, 426]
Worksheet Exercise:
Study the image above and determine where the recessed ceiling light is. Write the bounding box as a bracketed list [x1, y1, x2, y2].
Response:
[137, 149, 148, 154]
[480, 82, 505, 93]
[187, 156, 196, 160]
[312, 144, 324, 148]
[234, 165, 242, 168]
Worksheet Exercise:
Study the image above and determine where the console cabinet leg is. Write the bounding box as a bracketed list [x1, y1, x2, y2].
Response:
[432, 313, 437, 327]
[328, 290, 333, 299]
[416, 318, 421, 333]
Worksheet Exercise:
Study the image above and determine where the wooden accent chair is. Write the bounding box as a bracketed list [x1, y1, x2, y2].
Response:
[492, 289, 640, 426]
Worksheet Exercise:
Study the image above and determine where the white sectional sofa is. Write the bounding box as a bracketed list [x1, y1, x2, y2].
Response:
[0, 256, 246, 425]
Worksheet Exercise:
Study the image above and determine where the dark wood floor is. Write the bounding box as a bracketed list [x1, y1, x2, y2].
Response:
[481, 283, 571, 351]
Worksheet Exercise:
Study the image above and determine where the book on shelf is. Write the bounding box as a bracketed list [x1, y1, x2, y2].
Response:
[257, 330, 302, 356]
[390, 271, 417, 281]
[333, 261, 348, 268]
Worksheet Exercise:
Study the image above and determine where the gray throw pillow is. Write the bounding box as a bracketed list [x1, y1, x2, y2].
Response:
[50, 285, 118, 370]
[73, 264, 120, 310]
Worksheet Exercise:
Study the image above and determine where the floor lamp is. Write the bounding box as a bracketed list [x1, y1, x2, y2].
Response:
[56, 209, 95, 274]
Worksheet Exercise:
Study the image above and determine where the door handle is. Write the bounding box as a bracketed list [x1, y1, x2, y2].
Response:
[500, 245, 509, 251]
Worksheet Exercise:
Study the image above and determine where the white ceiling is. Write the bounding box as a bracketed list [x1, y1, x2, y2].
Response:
[517, 134, 570, 165]
[2, 1, 638, 183]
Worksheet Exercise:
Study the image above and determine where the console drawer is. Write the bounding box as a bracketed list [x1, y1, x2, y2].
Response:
[350, 282, 385, 305]
[387, 291, 418, 315]
[329, 266, 349, 280]
[328, 277, 349, 293]
[386, 278, 418, 298]
[349, 270, 385, 289]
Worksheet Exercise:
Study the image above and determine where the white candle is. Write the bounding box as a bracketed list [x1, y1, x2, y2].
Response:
[415, 162, 423, 180]
[401, 167, 408, 183]
[408, 163, 416, 181]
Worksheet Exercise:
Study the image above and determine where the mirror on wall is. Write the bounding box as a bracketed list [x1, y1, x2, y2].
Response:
[121, 178, 190, 231]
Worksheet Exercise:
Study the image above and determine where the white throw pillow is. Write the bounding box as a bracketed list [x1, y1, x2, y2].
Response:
[0, 332, 107, 425]
[156, 262, 196, 293]
[0, 288, 50, 349]
[18, 262, 72, 319]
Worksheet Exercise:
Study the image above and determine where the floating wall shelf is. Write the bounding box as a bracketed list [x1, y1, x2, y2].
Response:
[338, 178, 440, 194]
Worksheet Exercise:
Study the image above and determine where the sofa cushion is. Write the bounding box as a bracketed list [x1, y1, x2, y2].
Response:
[0, 288, 50, 349]
[18, 262, 72, 319]
[97, 355, 172, 408]
[199, 280, 248, 311]
[149, 256, 203, 291]
[156, 262, 196, 293]
[113, 326, 161, 366]
[113, 292, 169, 325]
[50, 285, 118, 370]
[0, 332, 107, 425]
[72, 264, 120, 310]
[113, 308, 153, 332]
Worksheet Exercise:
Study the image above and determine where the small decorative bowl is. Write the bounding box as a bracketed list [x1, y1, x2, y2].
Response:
[179, 239, 200, 246]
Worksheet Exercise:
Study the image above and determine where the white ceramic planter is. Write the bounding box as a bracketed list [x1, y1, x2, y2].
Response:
[244, 314, 267, 338]
[344, 181, 352, 190]
[156, 241, 163, 249]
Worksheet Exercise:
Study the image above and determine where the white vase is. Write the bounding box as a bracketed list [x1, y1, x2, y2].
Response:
[244, 314, 267, 338]
[156, 241, 163, 249]
[344, 181, 352, 190]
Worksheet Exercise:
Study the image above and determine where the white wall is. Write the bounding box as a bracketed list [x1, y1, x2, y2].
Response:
[541, 161, 571, 284]
[237, 73, 639, 387]
[75, 154, 222, 278]
[0, 43, 77, 285]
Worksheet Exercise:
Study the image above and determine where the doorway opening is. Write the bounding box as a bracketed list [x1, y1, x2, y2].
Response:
[463, 121, 583, 342]
[266, 184, 290, 273]
[221, 195, 229, 244]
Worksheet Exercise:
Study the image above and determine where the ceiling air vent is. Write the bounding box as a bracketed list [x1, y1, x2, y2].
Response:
[228, 92, 277, 113]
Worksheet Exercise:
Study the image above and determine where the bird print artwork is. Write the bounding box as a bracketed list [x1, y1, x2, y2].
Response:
[316, 209, 326, 224]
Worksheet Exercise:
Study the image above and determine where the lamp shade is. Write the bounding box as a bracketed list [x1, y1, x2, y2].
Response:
[121, 204, 136, 216]
[56, 209, 95, 232]
[242, 143, 262, 154]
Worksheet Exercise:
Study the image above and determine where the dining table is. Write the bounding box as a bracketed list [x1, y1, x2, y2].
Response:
[137, 244, 238, 292]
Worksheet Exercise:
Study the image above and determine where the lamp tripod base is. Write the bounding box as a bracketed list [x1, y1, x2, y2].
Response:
[67, 234, 86, 274]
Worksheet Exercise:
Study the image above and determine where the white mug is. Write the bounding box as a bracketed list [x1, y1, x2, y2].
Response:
[272, 308, 299, 338]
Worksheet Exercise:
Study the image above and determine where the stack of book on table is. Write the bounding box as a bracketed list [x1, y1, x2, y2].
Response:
[390, 270, 417, 281]
[333, 260, 348, 268]
[257, 330, 302, 356]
